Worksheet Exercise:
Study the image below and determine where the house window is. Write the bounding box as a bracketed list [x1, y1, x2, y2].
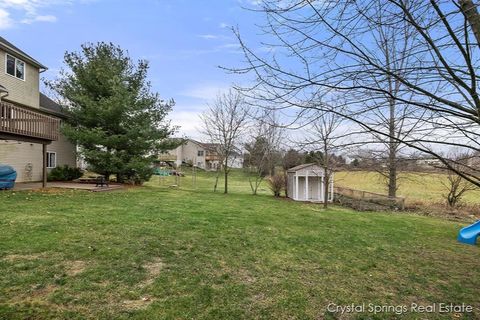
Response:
[46, 152, 56, 168]
[5, 54, 25, 80]
[197, 150, 204, 157]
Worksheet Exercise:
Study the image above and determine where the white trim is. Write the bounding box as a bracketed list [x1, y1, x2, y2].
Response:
[295, 173, 299, 200]
[305, 170, 309, 201]
[320, 176, 324, 202]
[46, 151, 57, 168]
[318, 176, 321, 201]
[5, 53, 26, 81]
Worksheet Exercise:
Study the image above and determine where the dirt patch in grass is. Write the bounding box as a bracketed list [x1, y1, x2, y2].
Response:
[30, 284, 58, 299]
[122, 297, 155, 310]
[64, 260, 86, 276]
[3, 253, 44, 262]
[236, 268, 256, 284]
[141, 257, 165, 287]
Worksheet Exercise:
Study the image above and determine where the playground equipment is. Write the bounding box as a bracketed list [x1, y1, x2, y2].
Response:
[457, 220, 480, 245]
[0, 165, 17, 190]
[154, 168, 171, 176]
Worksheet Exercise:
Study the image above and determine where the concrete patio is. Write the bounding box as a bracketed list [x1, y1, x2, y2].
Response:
[13, 182, 124, 192]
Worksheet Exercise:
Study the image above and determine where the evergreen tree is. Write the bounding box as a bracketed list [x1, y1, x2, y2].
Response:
[49, 42, 175, 183]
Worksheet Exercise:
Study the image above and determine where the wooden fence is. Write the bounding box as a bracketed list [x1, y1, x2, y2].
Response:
[334, 186, 406, 210]
[0, 101, 59, 141]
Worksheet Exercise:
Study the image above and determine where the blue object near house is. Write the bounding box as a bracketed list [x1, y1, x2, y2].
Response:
[0, 165, 17, 190]
[457, 220, 480, 245]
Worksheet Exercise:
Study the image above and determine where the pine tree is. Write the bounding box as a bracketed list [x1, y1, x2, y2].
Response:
[49, 42, 175, 183]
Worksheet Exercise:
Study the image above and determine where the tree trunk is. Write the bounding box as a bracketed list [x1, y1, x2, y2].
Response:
[323, 146, 329, 209]
[460, 0, 480, 47]
[388, 97, 397, 198]
[213, 168, 220, 192]
[224, 166, 228, 194]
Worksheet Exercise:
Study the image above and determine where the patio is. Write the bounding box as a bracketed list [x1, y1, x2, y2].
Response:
[13, 182, 124, 192]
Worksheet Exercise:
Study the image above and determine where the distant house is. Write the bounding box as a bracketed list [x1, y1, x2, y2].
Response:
[286, 163, 334, 203]
[416, 157, 443, 168]
[159, 138, 243, 170]
[0, 36, 76, 184]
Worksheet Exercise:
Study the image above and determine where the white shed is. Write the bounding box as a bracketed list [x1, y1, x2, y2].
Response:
[287, 163, 334, 202]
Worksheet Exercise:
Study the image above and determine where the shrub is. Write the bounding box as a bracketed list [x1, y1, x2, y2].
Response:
[48, 165, 83, 181]
[267, 174, 285, 197]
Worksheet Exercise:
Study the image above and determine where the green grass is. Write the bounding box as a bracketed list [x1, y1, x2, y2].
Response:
[0, 170, 479, 319]
[336, 171, 480, 205]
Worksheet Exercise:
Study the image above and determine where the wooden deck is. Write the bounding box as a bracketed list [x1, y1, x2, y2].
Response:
[0, 101, 59, 141]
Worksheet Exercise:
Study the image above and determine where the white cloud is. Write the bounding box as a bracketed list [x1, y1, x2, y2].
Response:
[198, 34, 219, 40]
[0, 9, 14, 30]
[182, 84, 230, 101]
[21, 14, 57, 24]
[219, 22, 229, 29]
[0, 0, 81, 29]
[168, 110, 203, 139]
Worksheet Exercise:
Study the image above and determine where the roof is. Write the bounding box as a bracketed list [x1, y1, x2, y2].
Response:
[287, 163, 321, 172]
[39, 93, 64, 117]
[0, 36, 47, 70]
[188, 139, 219, 151]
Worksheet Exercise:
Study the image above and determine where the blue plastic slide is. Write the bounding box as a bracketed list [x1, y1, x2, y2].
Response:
[457, 220, 480, 245]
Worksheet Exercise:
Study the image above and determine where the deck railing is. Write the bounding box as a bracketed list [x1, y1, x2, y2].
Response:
[0, 101, 59, 141]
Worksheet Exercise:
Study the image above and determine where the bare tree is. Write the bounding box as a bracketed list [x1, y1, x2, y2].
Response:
[441, 156, 478, 207]
[200, 89, 249, 193]
[244, 110, 283, 195]
[230, 0, 480, 188]
[302, 105, 345, 208]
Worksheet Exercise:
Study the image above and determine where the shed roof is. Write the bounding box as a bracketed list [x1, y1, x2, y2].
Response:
[287, 163, 322, 173]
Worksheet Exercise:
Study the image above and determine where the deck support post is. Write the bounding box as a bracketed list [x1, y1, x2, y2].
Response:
[42, 143, 47, 188]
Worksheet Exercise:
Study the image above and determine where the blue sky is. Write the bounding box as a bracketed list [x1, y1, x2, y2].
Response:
[0, 0, 262, 138]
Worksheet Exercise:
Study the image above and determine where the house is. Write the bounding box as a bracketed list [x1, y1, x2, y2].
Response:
[415, 157, 443, 168]
[286, 163, 334, 202]
[0, 36, 76, 185]
[159, 138, 243, 170]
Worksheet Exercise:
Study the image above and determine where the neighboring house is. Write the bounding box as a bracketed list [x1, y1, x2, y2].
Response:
[415, 157, 443, 168]
[160, 138, 243, 170]
[0, 36, 76, 184]
[286, 163, 334, 203]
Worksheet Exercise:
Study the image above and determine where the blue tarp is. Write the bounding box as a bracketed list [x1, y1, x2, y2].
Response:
[0, 165, 17, 190]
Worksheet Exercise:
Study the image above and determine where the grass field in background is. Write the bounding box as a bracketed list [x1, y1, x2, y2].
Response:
[335, 171, 480, 205]
[0, 170, 479, 319]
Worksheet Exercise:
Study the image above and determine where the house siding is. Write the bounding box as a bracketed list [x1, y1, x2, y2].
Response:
[0, 48, 40, 109]
[48, 133, 77, 168]
[0, 133, 76, 182]
[0, 140, 43, 182]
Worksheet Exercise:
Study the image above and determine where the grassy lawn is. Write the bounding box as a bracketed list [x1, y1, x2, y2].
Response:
[0, 170, 479, 319]
[336, 171, 480, 205]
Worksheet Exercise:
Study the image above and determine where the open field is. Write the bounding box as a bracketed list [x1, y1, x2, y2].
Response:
[336, 171, 480, 205]
[0, 171, 479, 319]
